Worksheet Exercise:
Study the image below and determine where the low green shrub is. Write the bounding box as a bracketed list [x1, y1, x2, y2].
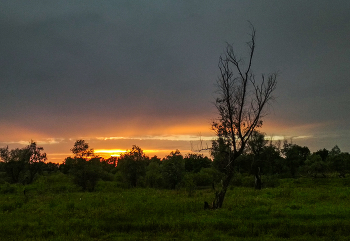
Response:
[263, 175, 280, 188]
[0, 182, 16, 194]
[32, 172, 78, 193]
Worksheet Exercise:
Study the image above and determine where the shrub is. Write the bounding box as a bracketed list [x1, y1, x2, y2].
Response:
[33, 172, 78, 193]
[181, 174, 196, 197]
[191, 171, 210, 187]
[231, 172, 243, 186]
[263, 175, 280, 188]
[145, 161, 163, 188]
[69, 158, 104, 192]
[231, 173, 255, 187]
[161, 150, 185, 189]
[0, 182, 16, 194]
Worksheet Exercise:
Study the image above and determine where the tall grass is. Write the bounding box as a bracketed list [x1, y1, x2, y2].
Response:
[1, 173, 350, 240]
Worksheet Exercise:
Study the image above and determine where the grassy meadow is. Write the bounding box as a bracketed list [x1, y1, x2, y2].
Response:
[1, 173, 350, 240]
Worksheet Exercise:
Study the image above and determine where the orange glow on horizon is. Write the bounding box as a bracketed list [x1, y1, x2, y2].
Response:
[94, 149, 127, 158]
[95, 121, 214, 138]
[162, 123, 213, 136]
[93, 148, 193, 159]
[4, 119, 306, 164]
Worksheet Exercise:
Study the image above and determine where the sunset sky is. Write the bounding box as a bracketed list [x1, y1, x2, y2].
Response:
[1, 1, 350, 162]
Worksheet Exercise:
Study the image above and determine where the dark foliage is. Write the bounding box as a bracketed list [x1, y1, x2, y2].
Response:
[69, 158, 104, 192]
[117, 146, 150, 187]
[282, 142, 310, 177]
[184, 153, 212, 173]
[161, 150, 185, 189]
[0, 141, 47, 184]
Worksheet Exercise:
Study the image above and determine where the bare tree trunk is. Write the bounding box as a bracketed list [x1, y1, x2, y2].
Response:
[212, 170, 234, 209]
[255, 167, 262, 190]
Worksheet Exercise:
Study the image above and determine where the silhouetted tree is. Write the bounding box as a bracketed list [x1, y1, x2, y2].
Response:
[184, 153, 212, 173]
[0, 146, 26, 183]
[70, 140, 94, 158]
[260, 144, 283, 175]
[327, 145, 350, 177]
[100, 157, 118, 173]
[161, 150, 185, 189]
[63, 141, 107, 191]
[315, 148, 329, 162]
[145, 156, 162, 188]
[43, 162, 59, 174]
[211, 138, 231, 174]
[304, 154, 328, 178]
[117, 146, 150, 187]
[329, 145, 341, 156]
[59, 157, 75, 174]
[282, 142, 310, 177]
[70, 157, 103, 191]
[210, 24, 277, 208]
[247, 131, 268, 176]
[0, 141, 47, 184]
[247, 131, 268, 157]
[26, 141, 47, 184]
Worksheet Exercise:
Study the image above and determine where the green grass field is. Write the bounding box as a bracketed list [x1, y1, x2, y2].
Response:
[1, 173, 350, 240]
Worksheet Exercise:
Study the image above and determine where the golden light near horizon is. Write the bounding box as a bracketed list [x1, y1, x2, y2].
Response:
[93, 148, 196, 159]
[94, 149, 127, 158]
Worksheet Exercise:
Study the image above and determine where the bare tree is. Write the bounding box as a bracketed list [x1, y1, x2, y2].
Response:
[210, 24, 277, 209]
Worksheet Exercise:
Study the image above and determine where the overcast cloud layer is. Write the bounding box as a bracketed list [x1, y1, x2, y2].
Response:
[1, 1, 350, 160]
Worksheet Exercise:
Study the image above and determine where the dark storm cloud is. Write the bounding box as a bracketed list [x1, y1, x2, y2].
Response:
[1, 0, 350, 151]
[1, 2, 219, 122]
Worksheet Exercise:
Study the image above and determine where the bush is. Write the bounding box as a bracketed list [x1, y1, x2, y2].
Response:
[231, 173, 255, 187]
[116, 146, 150, 188]
[263, 175, 280, 188]
[72, 165, 101, 191]
[69, 158, 105, 192]
[231, 172, 243, 186]
[145, 161, 163, 188]
[33, 172, 78, 193]
[0, 182, 16, 194]
[0, 171, 8, 184]
[181, 174, 196, 197]
[161, 150, 185, 189]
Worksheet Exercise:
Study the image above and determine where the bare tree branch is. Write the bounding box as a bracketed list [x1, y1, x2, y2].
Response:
[210, 24, 277, 209]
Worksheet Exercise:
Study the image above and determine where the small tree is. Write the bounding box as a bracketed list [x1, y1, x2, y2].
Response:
[0, 147, 27, 183]
[304, 154, 328, 178]
[70, 157, 103, 191]
[315, 148, 329, 162]
[327, 145, 350, 177]
[247, 131, 268, 175]
[282, 142, 310, 177]
[117, 146, 150, 187]
[161, 150, 185, 189]
[259, 144, 283, 175]
[65, 140, 104, 191]
[184, 153, 212, 173]
[210, 24, 277, 208]
[70, 140, 94, 158]
[145, 157, 163, 188]
[26, 141, 47, 183]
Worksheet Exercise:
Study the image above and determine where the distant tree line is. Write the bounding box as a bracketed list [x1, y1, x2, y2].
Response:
[0, 137, 350, 192]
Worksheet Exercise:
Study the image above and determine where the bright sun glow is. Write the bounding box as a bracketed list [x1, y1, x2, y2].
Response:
[93, 148, 194, 159]
[94, 149, 127, 157]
